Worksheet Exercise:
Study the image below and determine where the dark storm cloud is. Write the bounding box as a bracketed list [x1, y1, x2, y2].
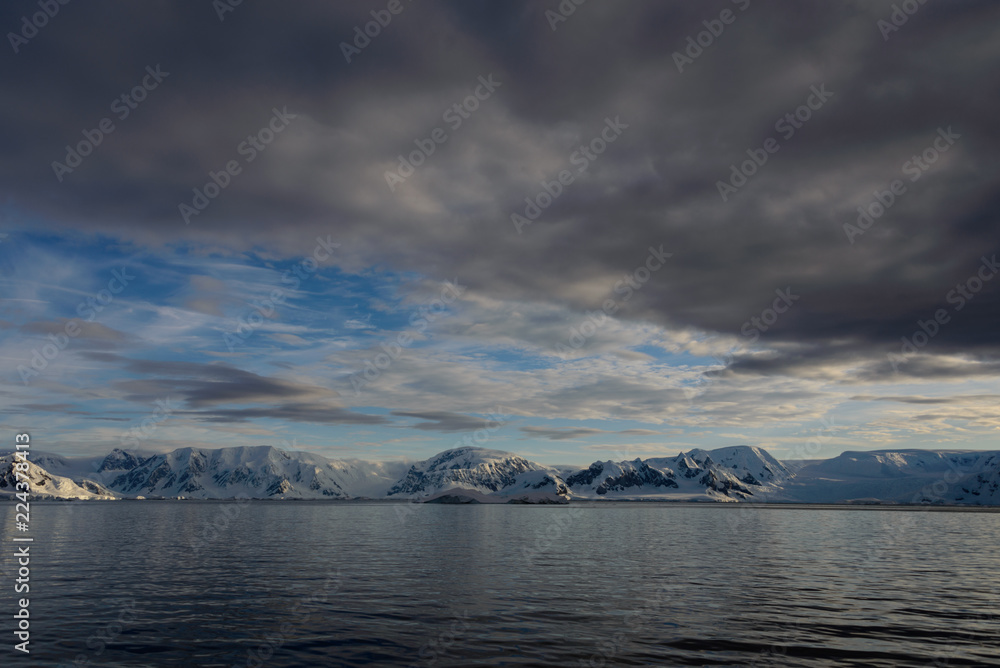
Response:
[3, 0, 999, 376]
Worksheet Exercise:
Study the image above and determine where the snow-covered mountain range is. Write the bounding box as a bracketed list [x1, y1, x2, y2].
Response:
[385, 447, 569, 503]
[782, 449, 1000, 505]
[2, 445, 998, 505]
[0, 454, 117, 500]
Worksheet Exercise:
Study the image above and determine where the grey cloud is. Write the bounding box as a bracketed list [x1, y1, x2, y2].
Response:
[390, 410, 500, 432]
[850, 394, 1000, 405]
[21, 319, 129, 342]
[520, 426, 664, 441]
[188, 404, 388, 426]
[1, 1, 997, 382]
[520, 426, 607, 441]
[78, 354, 388, 427]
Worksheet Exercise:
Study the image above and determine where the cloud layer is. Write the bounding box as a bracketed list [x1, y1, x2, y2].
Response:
[1, 1, 998, 461]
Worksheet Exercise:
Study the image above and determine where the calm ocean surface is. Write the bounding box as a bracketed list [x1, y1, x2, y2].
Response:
[1, 501, 998, 667]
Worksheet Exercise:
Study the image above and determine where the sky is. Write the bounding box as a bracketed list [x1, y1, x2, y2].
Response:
[0, 0, 998, 466]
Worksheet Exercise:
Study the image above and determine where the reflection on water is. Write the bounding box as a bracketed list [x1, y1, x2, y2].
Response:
[1, 502, 997, 667]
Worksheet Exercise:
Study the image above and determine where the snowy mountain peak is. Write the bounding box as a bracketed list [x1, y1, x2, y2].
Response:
[0, 455, 116, 500]
[563, 445, 793, 501]
[98, 448, 146, 472]
[386, 446, 541, 498]
[419, 446, 532, 470]
[565, 459, 679, 496]
[698, 445, 791, 485]
[105, 445, 349, 499]
[4, 444, 999, 505]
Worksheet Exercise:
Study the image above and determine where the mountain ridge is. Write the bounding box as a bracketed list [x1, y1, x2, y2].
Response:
[2, 445, 999, 505]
